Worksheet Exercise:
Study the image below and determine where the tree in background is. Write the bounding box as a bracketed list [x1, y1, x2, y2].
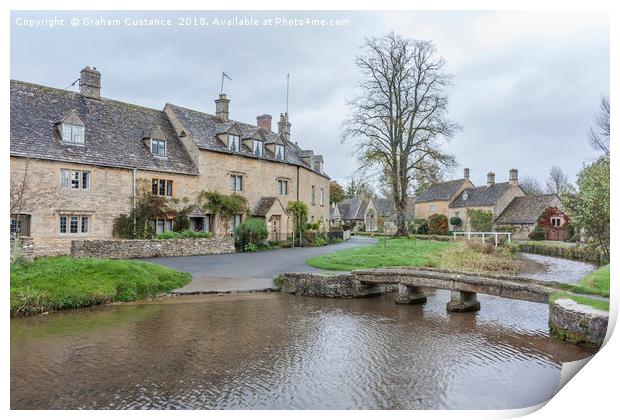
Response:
[588, 96, 610, 157]
[519, 175, 544, 195]
[343, 33, 458, 236]
[329, 181, 346, 204]
[545, 166, 573, 195]
[563, 158, 610, 261]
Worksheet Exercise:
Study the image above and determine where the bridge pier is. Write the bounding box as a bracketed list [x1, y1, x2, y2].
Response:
[394, 284, 427, 305]
[446, 291, 480, 312]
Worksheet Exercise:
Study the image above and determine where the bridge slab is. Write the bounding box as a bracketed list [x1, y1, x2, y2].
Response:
[446, 290, 481, 312]
[394, 284, 427, 305]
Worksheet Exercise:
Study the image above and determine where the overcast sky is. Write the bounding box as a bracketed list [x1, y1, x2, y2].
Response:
[11, 10, 609, 189]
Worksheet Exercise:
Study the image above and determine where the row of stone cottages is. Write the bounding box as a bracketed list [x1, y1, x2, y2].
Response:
[332, 168, 570, 241]
[10, 66, 331, 257]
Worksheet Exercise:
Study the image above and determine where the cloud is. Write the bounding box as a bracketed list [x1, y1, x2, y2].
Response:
[10, 10, 609, 187]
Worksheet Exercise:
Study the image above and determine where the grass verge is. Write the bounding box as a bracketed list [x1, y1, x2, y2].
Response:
[306, 238, 522, 274]
[10, 256, 191, 316]
[578, 264, 610, 294]
[549, 291, 609, 312]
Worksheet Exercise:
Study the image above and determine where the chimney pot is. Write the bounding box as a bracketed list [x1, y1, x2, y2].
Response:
[215, 94, 230, 121]
[79, 66, 101, 99]
[509, 168, 519, 185]
[256, 114, 272, 132]
[463, 167, 470, 180]
[487, 171, 496, 186]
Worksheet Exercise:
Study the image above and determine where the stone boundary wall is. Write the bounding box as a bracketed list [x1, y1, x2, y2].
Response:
[276, 272, 396, 298]
[513, 243, 606, 264]
[71, 237, 235, 259]
[549, 298, 608, 347]
[10, 237, 35, 262]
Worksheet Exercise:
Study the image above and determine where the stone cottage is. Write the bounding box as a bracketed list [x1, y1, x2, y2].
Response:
[10, 67, 331, 256]
[414, 168, 474, 220]
[494, 194, 566, 240]
[447, 170, 525, 232]
[332, 197, 378, 232]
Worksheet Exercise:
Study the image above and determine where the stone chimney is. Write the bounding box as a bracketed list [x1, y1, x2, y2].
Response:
[509, 168, 519, 185]
[79, 66, 101, 99]
[215, 94, 230, 121]
[256, 114, 272, 132]
[487, 171, 496, 186]
[277, 113, 291, 141]
[463, 167, 470, 180]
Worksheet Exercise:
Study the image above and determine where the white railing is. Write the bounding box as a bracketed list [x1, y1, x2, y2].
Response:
[452, 231, 512, 247]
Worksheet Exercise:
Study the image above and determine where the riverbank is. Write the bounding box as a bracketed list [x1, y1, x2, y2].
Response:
[306, 238, 522, 274]
[10, 257, 191, 316]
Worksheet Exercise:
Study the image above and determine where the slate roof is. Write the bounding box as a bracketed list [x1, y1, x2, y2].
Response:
[10, 80, 198, 175]
[449, 182, 516, 208]
[495, 194, 560, 225]
[374, 198, 395, 216]
[253, 196, 278, 216]
[415, 179, 467, 203]
[164, 104, 329, 178]
[337, 197, 372, 220]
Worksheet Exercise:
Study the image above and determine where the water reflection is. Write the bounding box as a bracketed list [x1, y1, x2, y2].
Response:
[11, 292, 594, 409]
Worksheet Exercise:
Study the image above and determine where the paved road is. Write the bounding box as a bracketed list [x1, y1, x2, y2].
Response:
[145, 236, 377, 294]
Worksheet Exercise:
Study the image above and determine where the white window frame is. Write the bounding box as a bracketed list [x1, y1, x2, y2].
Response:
[551, 216, 562, 227]
[275, 144, 285, 160]
[61, 123, 85, 145]
[61, 169, 90, 189]
[253, 139, 264, 156]
[230, 174, 243, 192]
[59, 214, 89, 234]
[150, 138, 167, 156]
[228, 134, 240, 152]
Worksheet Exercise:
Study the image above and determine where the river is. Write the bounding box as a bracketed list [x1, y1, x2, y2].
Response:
[11, 286, 595, 409]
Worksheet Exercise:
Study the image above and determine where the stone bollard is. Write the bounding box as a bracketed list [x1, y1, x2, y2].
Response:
[394, 284, 427, 305]
[446, 290, 480, 312]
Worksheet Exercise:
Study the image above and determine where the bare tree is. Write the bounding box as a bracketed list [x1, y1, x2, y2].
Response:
[343, 33, 458, 236]
[588, 95, 610, 156]
[519, 175, 544, 195]
[545, 166, 572, 195]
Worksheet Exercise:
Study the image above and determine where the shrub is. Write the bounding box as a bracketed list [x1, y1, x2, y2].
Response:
[495, 224, 516, 233]
[156, 230, 213, 239]
[528, 226, 546, 241]
[467, 209, 493, 232]
[410, 219, 429, 235]
[234, 218, 268, 249]
[449, 216, 462, 227]
[243, 243, 259, 252]
[466, 240, 495, 255]
[313, 235, 327, 247]
[173, 209, 190, 232]
[428, 214, 449, 235]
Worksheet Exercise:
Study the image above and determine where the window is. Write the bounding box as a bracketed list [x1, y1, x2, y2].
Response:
[229, 214, 242, 232]
[429, 204, 437, 212]
[551, 217, 562, 227]
[320, 188, 325, 206]
[253, 139, 264, 156]
[229, 134, 240, 152]
[152, 219, 174, 234]
[463, 191, 469, 201]
[10, 215, 31, 237]
[275, 144, 285, 160]
[151, 179, 173, 197]
[61, 124, 85, 145]
[59, 214, 89, 234]
[278, 179, 288, 195]
[311, 186, 316, 205]
[61, 169, 90, 189]
[230, 175, 243, 192]
[150, 138, 167, 156]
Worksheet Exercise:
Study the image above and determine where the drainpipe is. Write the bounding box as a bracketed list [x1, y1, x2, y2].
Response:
[132, 168, 137, 237]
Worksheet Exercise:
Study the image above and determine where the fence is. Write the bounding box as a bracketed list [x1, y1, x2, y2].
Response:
[452, 231, 512, 247]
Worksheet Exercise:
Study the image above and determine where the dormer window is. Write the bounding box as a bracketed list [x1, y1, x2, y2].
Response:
[150, 138, 167, 156]
[61, 123, 85, 145]
[253, 139, 264, 156]
[275, 144, 285, 160]
[229, 134, 240, 152]
[463, 191, 469, 200]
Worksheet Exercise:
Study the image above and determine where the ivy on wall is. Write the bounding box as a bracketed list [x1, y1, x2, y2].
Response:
[466, 209, 493, 232]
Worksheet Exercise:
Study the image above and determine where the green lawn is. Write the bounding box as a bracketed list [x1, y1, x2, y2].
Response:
[578, 264, 610, 294]
[550, 292, 609, 312]
[10, 257, 191, 316]
[307, 238, 522, 274]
